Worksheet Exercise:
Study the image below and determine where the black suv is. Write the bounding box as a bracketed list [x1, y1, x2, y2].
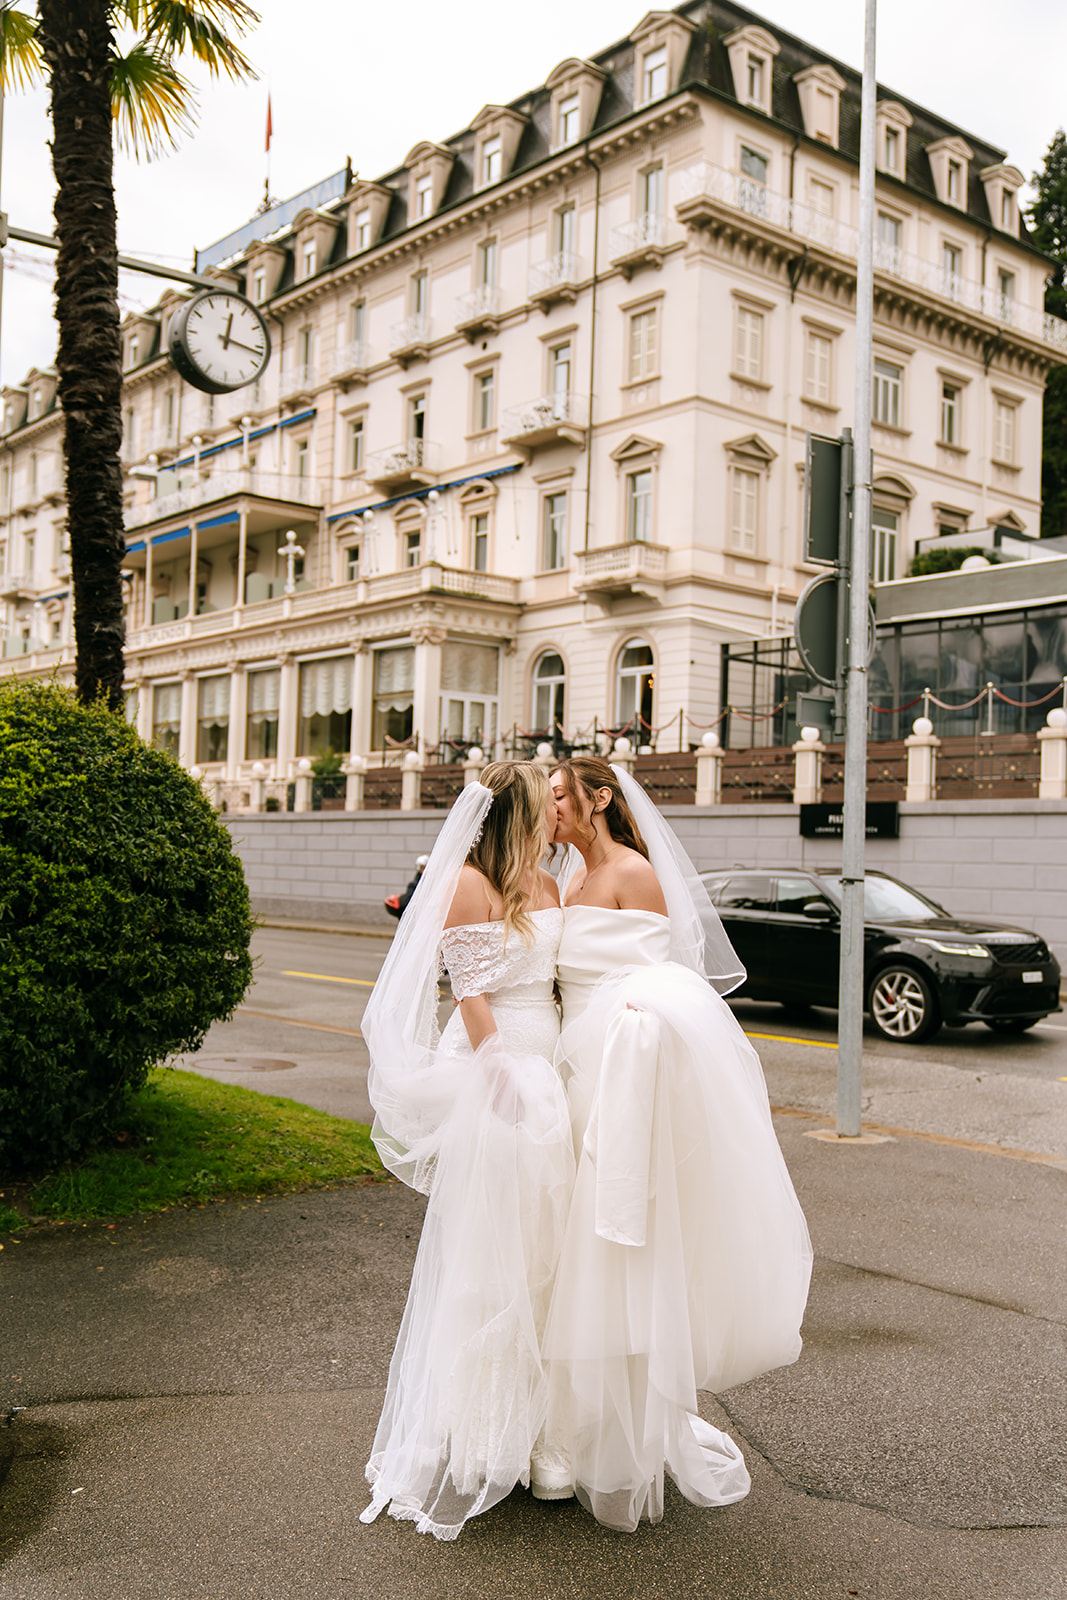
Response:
[700, 867, 1062, 1044]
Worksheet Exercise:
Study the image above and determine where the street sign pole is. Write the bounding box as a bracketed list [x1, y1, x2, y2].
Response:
[837, 0, 878, 1138]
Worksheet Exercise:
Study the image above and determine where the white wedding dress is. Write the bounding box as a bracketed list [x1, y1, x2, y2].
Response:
[361, 907, 574, 1540]
[538, 905, 813, 1532]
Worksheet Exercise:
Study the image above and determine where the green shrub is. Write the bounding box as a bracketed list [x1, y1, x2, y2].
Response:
[0, 682, 254, 1172]
[906, 546, 999, 577]
[310, 749, 344, 776]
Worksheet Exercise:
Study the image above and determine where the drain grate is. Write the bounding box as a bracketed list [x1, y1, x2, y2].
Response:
[193, 1056, 297, 1072]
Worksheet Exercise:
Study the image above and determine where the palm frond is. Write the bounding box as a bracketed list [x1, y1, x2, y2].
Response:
[138, 1, 258, 81]
[110, 42, 197, 159]
[0, 4, 45, 93]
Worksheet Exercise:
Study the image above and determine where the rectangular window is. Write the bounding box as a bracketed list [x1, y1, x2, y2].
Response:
[303, 241, 316, 279]
[477, 237, 498, 287]
[746, 53, 763, 105]
[994, 399, 1017, 464]
[940, 382, 960, 445]
[543, 492, 567, 569]
[294, 438, 309, 481]
[629, 308, 659, 382]
[549, 340, 572, 394]
[643, 44, 667, 101]
[876, 211, 902, 272]
[355, 208, 371, 251]
[884, 125, 900, 173]
[626, 469, 653, 542]
[411, 270, 429, 317]
[942, 242, 963, 299]
[475, 370, 496, 431]
[640, 164, 664, 216]
[947, 159, 962, 204]
[739, 146, 769, 217]
[404, 528, 421, 567]
[471, 512, 489, 573]
[873, 358, 902, 428]
[1001, 190, 1014, 231]
[740, 145, 768, 184]
[298, 656, 353, 759]
[152, 683, 182, 756]
[482, 136, 502, 186]
[415, 174, 433, 218]
[408, 393, 427, 441]
[196, 675, 229, 764]
[348, 298, 366, 344]
[553, 204, 576, 257]
[129, 335, 139, 368]
[123, 409, 135, 458]
[559, 93, 580, 145]
[345, 544, 360, 582]
[298, 324, 313, 368]
[871, 507, 898, 583]
[804, 331, 832, 403]
[348, 417, 364, 473]
[372, 646, 414, 749]
[814, 88, 835, 142]
[733, 306, 762, 380]
[29, 451, 40, 496]
[997, 268, 1016, 320]
[730, 468, 759, 553]
[809, 177, 834, 217]
[24, 531, 35, 572]
[253, 267, 266, 302]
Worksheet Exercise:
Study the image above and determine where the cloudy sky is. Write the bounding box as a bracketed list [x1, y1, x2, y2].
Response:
[2, 0, 1064, 386]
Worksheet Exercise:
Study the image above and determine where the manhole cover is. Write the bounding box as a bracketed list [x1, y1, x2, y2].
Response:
[193, 1057, 297, 1072]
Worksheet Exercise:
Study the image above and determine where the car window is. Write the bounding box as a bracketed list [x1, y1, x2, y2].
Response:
[715, 874, 775, 911]
[824, 874, 946, 920]
[776, 876, 830, 915]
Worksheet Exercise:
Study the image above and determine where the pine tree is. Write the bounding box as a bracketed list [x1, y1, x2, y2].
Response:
[1028, 130, 1067, 541]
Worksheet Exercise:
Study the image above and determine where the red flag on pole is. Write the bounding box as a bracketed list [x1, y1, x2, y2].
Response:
[265, 94, 273, 153]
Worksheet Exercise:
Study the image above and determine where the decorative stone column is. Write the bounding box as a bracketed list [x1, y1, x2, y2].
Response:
[227, 661, 247, 779]
[905, 716, 940, 802]
[293, 756, 313, 813]
[275, 652, 297, 775]
[695, 731, 723, 806]
[1037, 707, 1067, 799]
[411, 621, 445, 756]
[344, 754, 366, 811]
[612, 735, 637, 776]
[463, 745, 486, 786]
[349, 641, 372, 760]
[178, 670, 197, 769]
[250, 762, 267, 812]
[792, 726, 826, 805]
[401, 749, 423, 811]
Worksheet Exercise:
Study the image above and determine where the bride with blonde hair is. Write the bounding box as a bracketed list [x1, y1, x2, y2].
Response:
[359, 760, 574, 1540]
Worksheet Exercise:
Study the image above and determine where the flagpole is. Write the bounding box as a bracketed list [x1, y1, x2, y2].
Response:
[263, 90, 273, 211]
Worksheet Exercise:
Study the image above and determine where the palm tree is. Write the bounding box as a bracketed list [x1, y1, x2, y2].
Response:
[0, 1, 257, 708]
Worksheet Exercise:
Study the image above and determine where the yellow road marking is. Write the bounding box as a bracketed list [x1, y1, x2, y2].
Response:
[281, 969, 375, 988]
[237, 1007, 364, 1039]
[746, 1030, 839, 1050]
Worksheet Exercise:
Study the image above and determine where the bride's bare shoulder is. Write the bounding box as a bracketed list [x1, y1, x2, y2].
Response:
[612, 850, 668, 916]
[444, 864, 498, 928]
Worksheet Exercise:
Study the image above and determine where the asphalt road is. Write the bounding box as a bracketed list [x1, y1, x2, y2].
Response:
[177, 925, 1067, 1162]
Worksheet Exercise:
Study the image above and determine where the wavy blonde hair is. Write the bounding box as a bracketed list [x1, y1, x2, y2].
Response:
[467, 760, 550, 945]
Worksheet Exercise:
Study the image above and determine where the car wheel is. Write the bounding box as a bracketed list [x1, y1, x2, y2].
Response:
[867, 965, 941, 1044]
[983, 1017, 1039, 1034]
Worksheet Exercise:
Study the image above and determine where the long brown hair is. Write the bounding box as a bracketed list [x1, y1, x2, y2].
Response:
[467, 760, 550, 944]
[552, 757, 649, 860]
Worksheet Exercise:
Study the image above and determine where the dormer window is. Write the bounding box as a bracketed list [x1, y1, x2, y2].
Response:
[980, 162, 1024, 238]
[355, 209, 371, 250]
[253, 267, 266, 302]
[1001, 191, 1013, 231]
[303, 240, 316, 279]
[947, 160, 962, 205]
[884, 126, 900, 173]
[926, 136, 972, 210]
[559, 94, 580, 145]
[481, 136, 502, 186]
[875, 101, 913, 179]
[415, 174, 433, 218]
[546, 58, 606, 150]
[794, 64, 845, 148]
[129, 334, 139, 368]
[724, 25, 779, 117]
[642, 45, 667, 102]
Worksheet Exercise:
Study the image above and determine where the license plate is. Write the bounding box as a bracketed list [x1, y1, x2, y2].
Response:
[1022, 971, 1043, 984]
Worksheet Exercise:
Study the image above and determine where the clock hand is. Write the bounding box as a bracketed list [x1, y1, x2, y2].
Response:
[220, 312, 234, 350]
[221, 335, 265, 356]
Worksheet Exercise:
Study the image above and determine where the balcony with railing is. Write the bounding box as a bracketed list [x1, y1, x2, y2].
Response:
[124, 469, 324, 530]
[574, 541, 668, 602]
[609, 213, 669, 277]
[389, 314, 432, 365]
[279, 361, 316, 405]
[365, 438, 441, 491]
[676, 161, 1067, 353]
[528, 252, 583, 309]
[500, 391, 589, 455]
[0, 571, 37, 602]
[327, 339, 372, 387]
[455, 285, 503, 339]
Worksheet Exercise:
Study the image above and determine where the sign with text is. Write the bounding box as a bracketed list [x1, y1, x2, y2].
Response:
[800, 801, 900, 839]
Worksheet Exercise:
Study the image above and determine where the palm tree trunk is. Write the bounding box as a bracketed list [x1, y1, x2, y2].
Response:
[38, 0, 126, 710]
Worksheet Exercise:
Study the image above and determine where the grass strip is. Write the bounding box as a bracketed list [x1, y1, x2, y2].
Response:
[0, 1067, 385, 1229]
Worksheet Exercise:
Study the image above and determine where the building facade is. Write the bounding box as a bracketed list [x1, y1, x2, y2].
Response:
[2, 1, 1064, 780]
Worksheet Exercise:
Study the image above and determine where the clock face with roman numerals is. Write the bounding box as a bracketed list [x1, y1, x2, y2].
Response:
[168, 290, 271, 395]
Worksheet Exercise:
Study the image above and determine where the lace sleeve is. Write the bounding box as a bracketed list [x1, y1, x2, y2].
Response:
[440, 925, 512, 1001]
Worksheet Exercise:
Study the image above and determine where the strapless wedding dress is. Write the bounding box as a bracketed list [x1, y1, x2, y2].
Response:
[537, 905, 812, 1532]
[361, 908, 574, 1540]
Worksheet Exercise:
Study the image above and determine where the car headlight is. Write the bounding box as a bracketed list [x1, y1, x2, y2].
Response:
[915, 937, 991, 959]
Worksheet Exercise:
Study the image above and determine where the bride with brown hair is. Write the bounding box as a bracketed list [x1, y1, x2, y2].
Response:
[535, 756, 812, 1531]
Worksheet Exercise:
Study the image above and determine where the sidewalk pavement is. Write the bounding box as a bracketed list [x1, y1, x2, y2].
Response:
[2, 1107, 1065, 1599]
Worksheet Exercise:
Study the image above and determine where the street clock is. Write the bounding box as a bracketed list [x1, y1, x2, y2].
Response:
[168, 289, 271, 395]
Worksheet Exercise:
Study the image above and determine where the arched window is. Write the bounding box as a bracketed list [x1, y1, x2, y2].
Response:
[615, 638, 654, 737]
[532, 650, 566, 735]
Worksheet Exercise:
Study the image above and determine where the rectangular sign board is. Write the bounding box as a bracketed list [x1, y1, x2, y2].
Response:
[800, 801, 900, 839]
[803, 432, 844, 566]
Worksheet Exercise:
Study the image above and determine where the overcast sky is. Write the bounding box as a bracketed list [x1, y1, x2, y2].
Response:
[2, 0, 1064, 386]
